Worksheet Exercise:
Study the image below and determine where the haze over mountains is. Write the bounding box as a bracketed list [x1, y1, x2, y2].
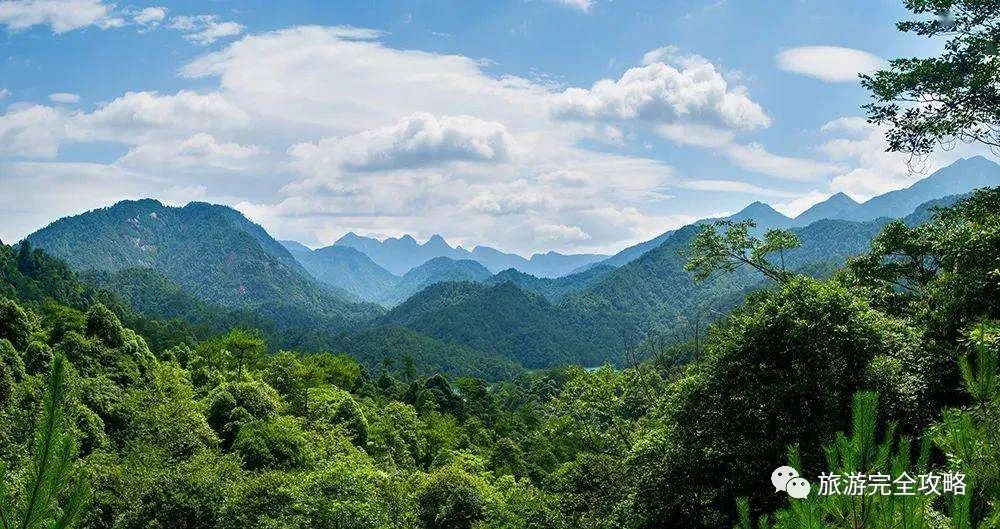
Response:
[332, 231, 608, 277]
[16, 156, 1000, 375]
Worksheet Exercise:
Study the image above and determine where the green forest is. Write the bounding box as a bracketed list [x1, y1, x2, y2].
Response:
[0, 186, 998, 529]
[3, 1, 1000, 528]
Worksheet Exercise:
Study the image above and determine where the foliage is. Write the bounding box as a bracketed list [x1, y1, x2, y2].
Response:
[862, 1, 1000, 156]
[685, 220, 801, 283]
[0, 356, 89, 529]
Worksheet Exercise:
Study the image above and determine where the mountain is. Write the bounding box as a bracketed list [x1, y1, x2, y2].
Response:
[334, 232, 606, 277]
[283, 242, 399, 302]
[845, 156, 1000, 221]
[339, 325, 522, 381]
[590, 157, 1000, 271]
[25, 199, 382, 330]
[792, 192, 861, 226]
[596, 231, 676, 269]
[386, 211, 901, 367]
[725, 201, 793, 229]
[378, 257, 492, 305]
[485, 265, 615, 301]
[380, 281, 610, 368]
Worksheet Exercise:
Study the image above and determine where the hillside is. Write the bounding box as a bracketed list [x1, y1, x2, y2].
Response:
[283, 242, 399, 301]
[562, 216, 890, 344]
[485, 265, 615, 301]
[378, 257, 492, 306]
[381, 281, 611, 368]
[26, 199, 382, 331]
[382, 213, 899, 366]
[339, 325, 523, 381]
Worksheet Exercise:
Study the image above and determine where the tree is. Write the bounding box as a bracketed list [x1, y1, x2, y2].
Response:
[0, 297, 31, 351]
[685, 220, 800, 283]
[220, 329, 266, 376]
[415, 466, 487, 529]
[861, 0, 1000, 156]
[0, 356, 89, 529]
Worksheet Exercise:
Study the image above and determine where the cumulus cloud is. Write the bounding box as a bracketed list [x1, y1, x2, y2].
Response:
[776, 46, 885, 83]
[0, 88, 10, 100]
[48, 92, 80, 104]
[74, 90, 250, 143]
[0, 0, 122, 33]
[169, 14, 243, 45]
[0, 25, 781, 254]
[289, 113, 513, 175]
[553, 47, 770, 131]
[116, 133, 267, 171]
[0, 105, 66, 158]
[132, 6, 167, 29]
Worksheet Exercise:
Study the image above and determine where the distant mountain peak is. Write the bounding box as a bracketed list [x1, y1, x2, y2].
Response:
[424, 234, 452, 250]
[827, 191, 858, 203]
[731, 201, 786, 219]
[334, 231, 368, 245]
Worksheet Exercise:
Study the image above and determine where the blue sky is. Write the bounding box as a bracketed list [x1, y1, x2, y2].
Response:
[0, 0, 986, 255]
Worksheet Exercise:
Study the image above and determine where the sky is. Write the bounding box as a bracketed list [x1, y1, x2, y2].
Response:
[0, 0, 990, 255]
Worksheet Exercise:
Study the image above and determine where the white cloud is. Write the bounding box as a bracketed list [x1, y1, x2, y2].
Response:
[0, 88, 10, 100]
[776, 46, 885, 83]
[169, 14, 243, 45]
[48, 92, 80, 104]
[550, 0, 593, 12]
[74, 90, 250, 143]
[1, 25, 783, 254]
[657, 122, 734, 148]
[0, 161, 158, 242]
[289, 113, 513, 174]
[772, 190, 833, 217]
[818, 116, 981, 199]
[723, 142, 843, 181]
[116, 133, 267, 171]
[133, 6, 167, 29]
[0, 105, 66, 158]
[532, 223, 590, 244]
[0, 0, 121, 33]
[680, 179, 799, 197]
[553, 47, 770, 131]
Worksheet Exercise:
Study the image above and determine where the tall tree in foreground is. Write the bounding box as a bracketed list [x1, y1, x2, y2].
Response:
[862, 1, 1000, 157]
[685, 220, 800, 283]
[0, 356, 89, 529]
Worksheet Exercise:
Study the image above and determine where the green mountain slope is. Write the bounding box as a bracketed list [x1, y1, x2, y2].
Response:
[383, 215, 896, 367]
[485, 265, 615, 301]
[378, 257, 491, 305]
[25, 199, 382, 331]
[283, 242, 400, 302]
[381, 281, 609, 368]
[339, 325, 523, 381]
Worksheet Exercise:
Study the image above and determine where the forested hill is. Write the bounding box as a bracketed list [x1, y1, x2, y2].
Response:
[380, 281, 611, 368]
[563, 216, 890, 342]
[386, 214, 898, 366]
[25, 199, 383, 331]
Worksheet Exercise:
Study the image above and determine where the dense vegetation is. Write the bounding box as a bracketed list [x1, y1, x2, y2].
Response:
[3, 182, 999, 528]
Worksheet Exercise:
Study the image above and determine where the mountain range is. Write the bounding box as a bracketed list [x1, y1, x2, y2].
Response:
[333, 231, 607, 277]
[17, 156, 1000, 375]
